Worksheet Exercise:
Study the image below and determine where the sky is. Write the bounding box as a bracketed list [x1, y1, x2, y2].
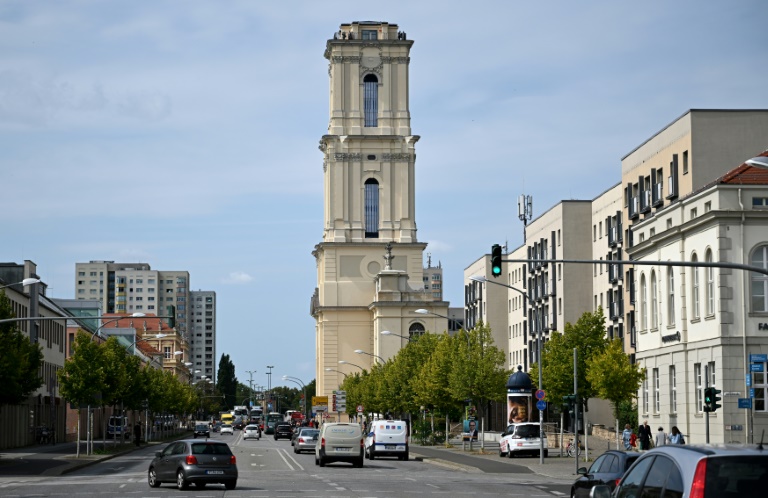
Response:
[2, 1, 767, 392]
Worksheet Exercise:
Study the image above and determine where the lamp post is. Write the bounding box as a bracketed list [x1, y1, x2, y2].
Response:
[324, 367, 349, 379]
[471, 275, 545, 464]
[282, 375, 308, 420]
[246, 370, 257, 410]
[354, 349, 385, 363]
[0, 277, 40, 290]
[266, 366, 274, 412]
[381, 330, 410, 341]
[338, 360, 364, 371]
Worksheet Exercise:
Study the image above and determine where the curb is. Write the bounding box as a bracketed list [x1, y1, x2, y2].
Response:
[410, 452, 482, 474]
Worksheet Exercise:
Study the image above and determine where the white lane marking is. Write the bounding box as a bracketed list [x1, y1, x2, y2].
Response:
[427, 483, 439, 488]
[280, 448, 305, 471]
[274, 447, 295, 471]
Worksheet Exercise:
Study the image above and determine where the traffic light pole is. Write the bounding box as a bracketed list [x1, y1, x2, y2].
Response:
[705, 365, 710, 444]
[574, 348, 579, 475]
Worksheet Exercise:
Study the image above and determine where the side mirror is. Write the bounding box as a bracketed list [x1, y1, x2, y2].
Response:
[589, 485, 612, 498]
[577, 466, 588, 475]
[155, 451, 162, 458]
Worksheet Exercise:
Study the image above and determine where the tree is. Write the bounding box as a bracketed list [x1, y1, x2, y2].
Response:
[0, 291, 44, 408]
[586, 338, 645, 421]
[216, 354, 238, 410]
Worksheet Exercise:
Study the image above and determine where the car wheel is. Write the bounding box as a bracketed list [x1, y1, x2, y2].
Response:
[403, 452, 409, 461]
[354, 458, 363, 468]
[148, 467, 161, 488]
[176, 470, 189, 490]
[315, 456, 319, 466]
[225, 481, 237, 490]
[499, 448, 504, 457]
[369, 448, 375, 460]
[507, 450, 514, 458]
[319, 456, 326, 467]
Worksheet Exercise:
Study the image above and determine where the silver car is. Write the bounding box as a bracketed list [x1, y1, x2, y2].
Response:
[243, 424, 261, 440]
[147, 439, 237, 490]
[294, 428, 319, 453]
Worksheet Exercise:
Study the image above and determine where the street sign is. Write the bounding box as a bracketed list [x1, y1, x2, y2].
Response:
[738, 398, 752, 409]
[750, 388, 755, 398]
[750, 363, 764, 372]
[536, 400, 547, 411]
[535, 390, 546, 400]
[750, 353, 768, 362]
[356, 404, 364, 413]
[747, 374, 752, 387]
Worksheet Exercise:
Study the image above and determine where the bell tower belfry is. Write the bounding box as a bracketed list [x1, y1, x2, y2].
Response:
[311, 22, 448, 401]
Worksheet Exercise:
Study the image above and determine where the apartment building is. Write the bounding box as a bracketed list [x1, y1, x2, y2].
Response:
[189, 290, 216, 384]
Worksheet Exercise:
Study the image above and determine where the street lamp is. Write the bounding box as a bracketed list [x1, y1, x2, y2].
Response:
[746, 156, 768, 168]
[266, 366, 274, 412]
[282, 375, 308, 420]
[354, 349, 384, 362]
[471, 275, 545, 464]
[381, 330, 410, 341]
[91, 312, 147, 339]
[0, 277, 40, 290]
[325, 367, 349, 379]
[338, 360, 364, 370]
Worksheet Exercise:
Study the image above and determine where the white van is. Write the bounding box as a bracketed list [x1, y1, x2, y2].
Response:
[364, 420, 409, 461]
[315, 423, 364, 468]
[107, 416, 131, 439]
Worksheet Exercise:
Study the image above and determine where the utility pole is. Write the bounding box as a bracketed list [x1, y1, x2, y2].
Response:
[266, 366, 274, 412]
[574, 348, 580, 476]
[246, 370, 257, 409]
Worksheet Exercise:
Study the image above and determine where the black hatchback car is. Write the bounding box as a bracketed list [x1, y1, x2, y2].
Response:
[570, 450, 639, 497]
[148, 439, 237, 490]
[274, 423, 294, 440]
[194, 424, 210, 439]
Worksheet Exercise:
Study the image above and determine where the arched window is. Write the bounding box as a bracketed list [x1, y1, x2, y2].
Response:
[651, 271, 658, 329]
[751, 245, 768, 312]
[640, 274, 647, 330]
[363, 74, 378, 127]
[705, 249, 715, 315]
[364, 178, 379, 238]
[667, 268, 675, 326]
[409, 322, 425, 339]
[691, 253, 700, 319]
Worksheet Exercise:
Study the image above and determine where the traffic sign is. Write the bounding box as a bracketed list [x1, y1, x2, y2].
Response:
[535, 390, 546, 400]
[356, 405, 364, 413]
[536, 400, 547, 411]
[738, 398, 752, 409]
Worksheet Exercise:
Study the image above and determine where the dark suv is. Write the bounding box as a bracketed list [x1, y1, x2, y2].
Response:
[591, 444, 768, 498]
[193, 424, 210, 439]
[274, 423, 294, 440]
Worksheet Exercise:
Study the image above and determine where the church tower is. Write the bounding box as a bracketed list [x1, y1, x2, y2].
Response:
[311, 22, 448, 402]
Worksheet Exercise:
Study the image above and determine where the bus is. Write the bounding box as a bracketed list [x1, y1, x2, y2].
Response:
[250, 407, 264, 425]
[265, 412, 282, 434]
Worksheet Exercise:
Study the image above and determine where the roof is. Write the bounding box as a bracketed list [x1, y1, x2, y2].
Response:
[100, 313, 173, 332]
[718, 151, 768, 185]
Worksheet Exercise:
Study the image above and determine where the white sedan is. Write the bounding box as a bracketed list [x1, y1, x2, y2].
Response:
[220, 423, 234, 435]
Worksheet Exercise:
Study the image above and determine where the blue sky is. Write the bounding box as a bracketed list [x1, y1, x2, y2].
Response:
[2, 1, 767, 391]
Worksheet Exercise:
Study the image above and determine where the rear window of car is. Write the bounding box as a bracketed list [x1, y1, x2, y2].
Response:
[221, 424, 231, 428]
[704, 456, 768, 497]
[300, 430, 319, 437]
[514, 425, 539, 438]
[245, 425, 258, 430]
[191, 443, 232, 455]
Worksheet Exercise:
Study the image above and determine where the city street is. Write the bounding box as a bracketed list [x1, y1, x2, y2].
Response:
[0, 431, 579, 497]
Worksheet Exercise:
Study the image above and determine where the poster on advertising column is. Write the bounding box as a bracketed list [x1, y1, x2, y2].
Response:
[507, 392, 532, 424]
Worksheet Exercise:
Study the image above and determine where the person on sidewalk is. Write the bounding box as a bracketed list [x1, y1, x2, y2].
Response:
[655, 427, 667, 447]
[622, 424, 634, 451]
[668, 426, 685, 444]
[637, 420, 652, 450]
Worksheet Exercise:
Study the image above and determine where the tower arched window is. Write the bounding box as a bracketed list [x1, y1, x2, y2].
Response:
[640, 273, 647, 330]
[409, 322, 425, 339]
[691, 253, 700, 319]
[751, 245, 768, 312]
[650, 271, 658, 329]
[706, 249, 715, 315]
[363, 74, 378, 127]
[364, 178, 379, 238]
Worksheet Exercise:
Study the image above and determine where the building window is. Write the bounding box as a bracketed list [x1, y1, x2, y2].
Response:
[364, 178, 379, 238]
[361, 29, 377, 40]
[751, 245, 768, 312]
[691, 253, 700, 319]
[704, 201, 711, 213]
[670, 365, 677, 413]
[683, 150, 689, 174]
[690, 208, 697, 219]
[753, 197, 768, 208]
[164, 347, 171, 359]
[653, 368, 660, 413]
[640, 274, 647, 330]
[667, 269, 675, 326]
[642, 378, 649, 414]
[753, 361, 767, 412]
[706, 250, 715, 315]
[650, 271, 658, 329]
[409, 322, 425, 339]
[363, 74, 378, 127]
[695, 363, 703, 412]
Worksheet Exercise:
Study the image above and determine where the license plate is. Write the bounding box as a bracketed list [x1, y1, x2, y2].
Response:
[335, 447, 351, 452]
[206, 470, 224, 475]
[385, 445, 396, 450]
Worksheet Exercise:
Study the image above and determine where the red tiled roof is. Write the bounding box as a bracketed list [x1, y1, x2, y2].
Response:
[719, 151, 768, 185]
[100, 313, 173, 332]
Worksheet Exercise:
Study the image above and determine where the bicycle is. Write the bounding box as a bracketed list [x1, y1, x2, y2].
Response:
[565, 439, 577, 457]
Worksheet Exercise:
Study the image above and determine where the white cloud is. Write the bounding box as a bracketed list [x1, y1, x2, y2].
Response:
[222, 271, 253, 285]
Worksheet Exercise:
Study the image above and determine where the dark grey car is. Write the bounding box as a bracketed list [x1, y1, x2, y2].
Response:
[148, 439, 237, 490]
[571, 450, 638, 497]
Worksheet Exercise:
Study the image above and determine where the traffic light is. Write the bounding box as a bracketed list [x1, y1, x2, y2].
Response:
[491, 244, 502, 278]
[704, 387, 722, 412]
[562, 394, 576, 417]
[166, 305, 176, 328]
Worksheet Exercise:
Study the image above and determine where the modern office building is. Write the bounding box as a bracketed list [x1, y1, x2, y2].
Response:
[311, 22, 448, 398]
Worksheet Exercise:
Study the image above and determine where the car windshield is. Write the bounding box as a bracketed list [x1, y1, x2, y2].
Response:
[191, 443, 232, 455]
[195, 425, 207, 429]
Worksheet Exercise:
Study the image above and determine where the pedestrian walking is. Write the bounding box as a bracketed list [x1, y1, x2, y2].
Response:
[622, 424, 634, 451]
[638, 420, 652, 450]
[655, 427, 667, 447]
[668, 426, 685, 444]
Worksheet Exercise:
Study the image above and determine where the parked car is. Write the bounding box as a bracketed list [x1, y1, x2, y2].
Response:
[364, 420, 409, 460]
[220, 423, 234, 436]
[193, 424, 210, 439]
[274, 423, 294, 440]
[498, 422, 548, 458]
[243, 424, 261, 440]
[570, 450, 639, 497]
[590, 444, 768, 498]
[294, 428, 320, 454]
[315, 422, 364, 468]
[107, 416, 131, 439]
[147, 439, 237, 490]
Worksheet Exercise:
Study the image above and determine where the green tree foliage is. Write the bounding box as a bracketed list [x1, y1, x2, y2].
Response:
[586, 338, 646, 420]
[58, 332, 104, 407]
[533, 308, 609, 411]
[414, 332, 460, 416]
[386, 333, 439, 415]
[216, 354, 238, 410]
[0, 292, 44, 407]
